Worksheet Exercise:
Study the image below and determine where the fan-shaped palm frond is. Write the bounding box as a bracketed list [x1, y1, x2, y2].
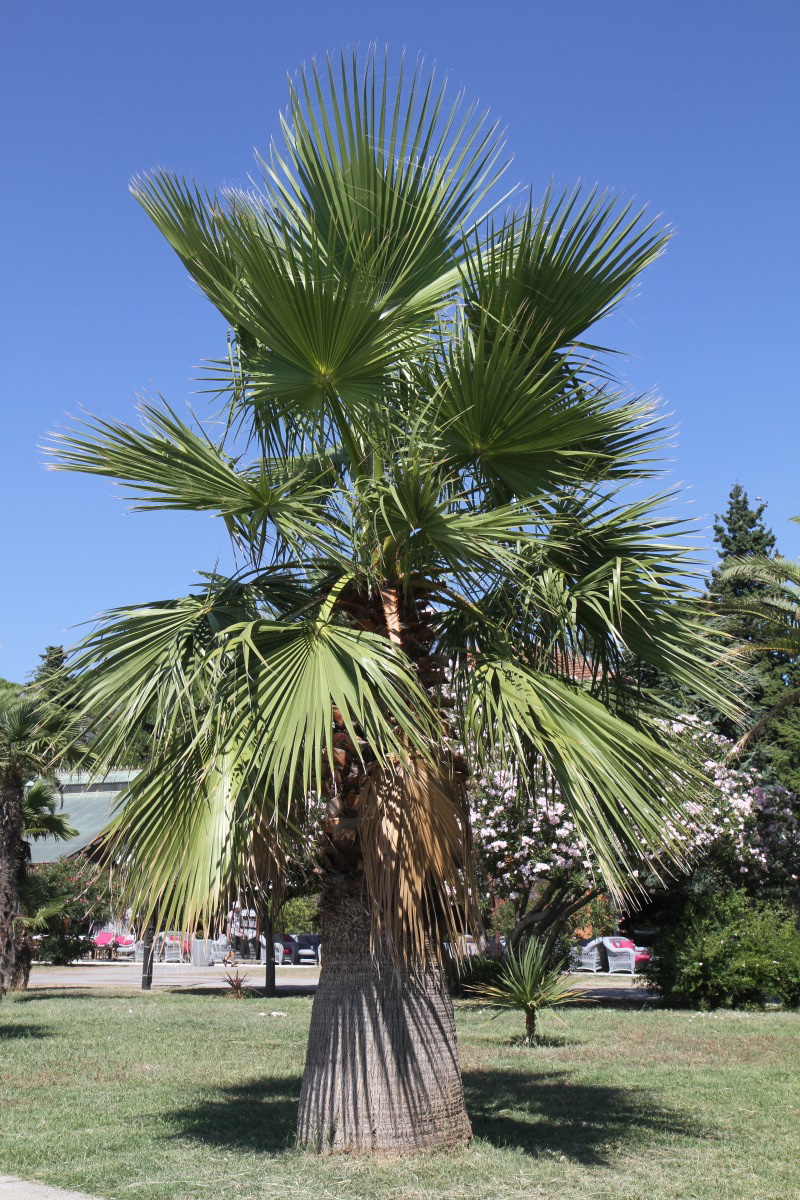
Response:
[457, 655, 704, 899]
[23, 779, 78, 843]
[716, 551, 800, 754]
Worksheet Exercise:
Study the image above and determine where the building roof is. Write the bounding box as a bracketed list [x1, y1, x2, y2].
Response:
[30, 770, 138, 863]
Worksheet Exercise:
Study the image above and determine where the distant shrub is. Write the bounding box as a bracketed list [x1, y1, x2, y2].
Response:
[278, 893, 320, 934]
[644, 889, 800, 1009]
[37, 931, 92, 965]
[487, 899, 516, 939]
[448, 952, 505, 997]
[27, 856, 110, 930]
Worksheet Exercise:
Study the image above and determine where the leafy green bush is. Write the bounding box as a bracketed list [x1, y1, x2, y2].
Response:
[644, 889, 800, 1009]
[37, 931, 92, 965]
[570, 893, 617, 939]
[487, 900, 516, 939]
[26, 856, 110, 930]
[278, 893, 320, 934]
[25, 857, 111, 965]
[446, 951, 506, 998]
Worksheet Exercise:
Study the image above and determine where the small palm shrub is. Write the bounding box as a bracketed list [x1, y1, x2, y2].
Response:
[467, 937, 589, 1044]
[644, 889, 800, 1009]
[224, 968, 254, 999]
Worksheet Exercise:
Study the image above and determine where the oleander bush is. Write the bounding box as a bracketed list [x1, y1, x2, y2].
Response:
[26, 856, 110, 965]
[644, 888, 800, 1009]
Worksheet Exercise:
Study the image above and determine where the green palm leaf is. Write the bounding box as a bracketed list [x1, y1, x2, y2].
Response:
[49, 402, 342, 563]
[459, 655, 704, 898]
[23, 779, 78, 843]
[466, 937, 590, 1044]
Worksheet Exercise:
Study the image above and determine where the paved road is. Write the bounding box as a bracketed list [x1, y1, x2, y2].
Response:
[26, 960, 654, 1002]
[0, 1177, 102, 1200]
[27, 960, 318, 991]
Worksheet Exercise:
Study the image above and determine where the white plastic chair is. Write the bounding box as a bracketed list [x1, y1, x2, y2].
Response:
[209, 935, 233, 965]
[602, 937, 651, 975]
[159, 931, 184, 963]
[573, 937, 606, 973]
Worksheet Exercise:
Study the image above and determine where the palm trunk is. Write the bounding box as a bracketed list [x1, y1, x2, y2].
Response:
[0, 775, 24, 999]
[141, 924, 155, 991]
[9, 927, 33, 992]
[524, 1009, 537, 1045]
[297, 876, 471, 1153]
[298, 582, 471, 1152]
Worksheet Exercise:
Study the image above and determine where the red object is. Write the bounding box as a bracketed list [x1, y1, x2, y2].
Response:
[93, 932, 115, 947]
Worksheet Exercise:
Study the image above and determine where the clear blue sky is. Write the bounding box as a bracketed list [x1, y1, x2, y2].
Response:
[2, 1, 798, 684]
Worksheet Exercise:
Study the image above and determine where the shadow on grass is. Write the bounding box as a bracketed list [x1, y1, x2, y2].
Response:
[173, 1077, 300, 1153]
[161, 986, 317, 999]
[463, 1067, 703, 1164]
[170, 1067, 701, 1165]
[504, 1033, 573, 1048]
[9, 990, 103, 1003]
[0, 1023, 52, 1039]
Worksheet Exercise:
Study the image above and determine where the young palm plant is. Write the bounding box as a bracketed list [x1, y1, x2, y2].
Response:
[467, 937, 588, 1045]
[48, 52, 736, 1151]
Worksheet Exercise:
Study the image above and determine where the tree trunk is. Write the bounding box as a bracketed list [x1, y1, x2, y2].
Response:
[297, 880, 472, 1154]
[508, 885, 602, 955]
[141, 925, 155, 991]
[263, 911, 276, 997]
[524, 1009, 537, 1046]
[0, 775, 24, 999]
[9, 928, 33, 992]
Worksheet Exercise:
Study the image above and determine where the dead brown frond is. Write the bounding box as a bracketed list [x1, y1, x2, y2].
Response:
[359, 755, 478, 965]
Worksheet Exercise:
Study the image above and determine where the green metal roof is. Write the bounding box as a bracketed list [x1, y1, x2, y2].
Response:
[30, 771, 138, 863]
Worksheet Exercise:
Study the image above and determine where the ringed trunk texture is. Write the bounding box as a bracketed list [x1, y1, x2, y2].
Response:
[524, 1009, 537, 1046]
[297, 884, 472, 1154]
[0, 776, 24, 999]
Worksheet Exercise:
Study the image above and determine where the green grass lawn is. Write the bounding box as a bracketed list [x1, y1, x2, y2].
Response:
[1, 989, 798, 1200]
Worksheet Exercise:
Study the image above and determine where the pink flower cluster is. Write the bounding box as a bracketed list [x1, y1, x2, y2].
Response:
[469, 718, 800, 916]
[469, 769, 592, 915]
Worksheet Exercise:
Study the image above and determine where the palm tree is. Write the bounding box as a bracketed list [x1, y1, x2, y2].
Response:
[8, 780, 80, 992]
[0, 698, 80, 996]
[48, 53, 735, 1151]
[717, 531, 800, 754]
[23, 778, 79, 843]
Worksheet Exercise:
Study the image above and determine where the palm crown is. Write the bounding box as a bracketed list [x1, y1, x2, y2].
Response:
[49, 53, 735, 953]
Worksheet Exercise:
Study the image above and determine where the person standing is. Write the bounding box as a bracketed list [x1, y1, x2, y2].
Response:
[225, 899, 260, 963]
